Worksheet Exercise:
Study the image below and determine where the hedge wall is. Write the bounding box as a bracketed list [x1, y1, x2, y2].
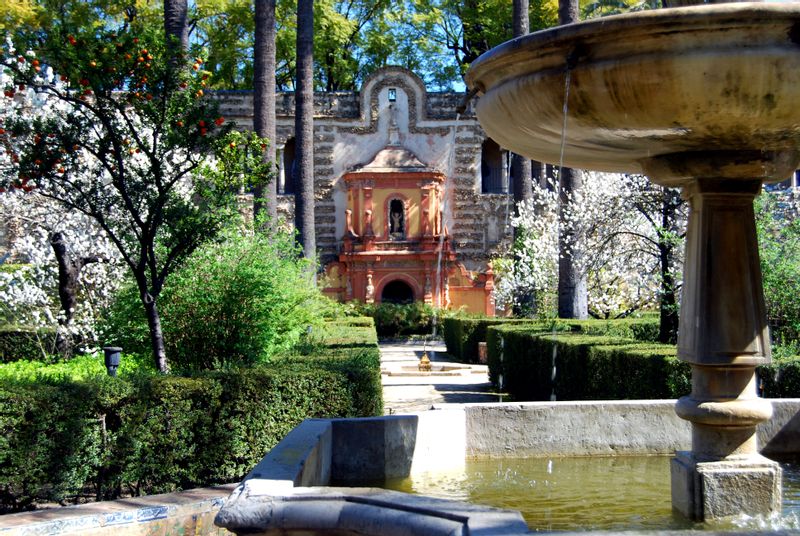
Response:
[0, 318, 381, 513]
[487, 323, 800, 401]
[443, 316, 660, 364]
[0, 326, 57, 363]
[757, 358, 800, 398]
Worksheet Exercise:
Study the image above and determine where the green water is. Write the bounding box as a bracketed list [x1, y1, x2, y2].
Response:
[384, 455, 800, 532]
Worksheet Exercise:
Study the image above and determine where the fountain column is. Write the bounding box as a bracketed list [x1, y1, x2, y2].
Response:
[647, 153, 783, 521]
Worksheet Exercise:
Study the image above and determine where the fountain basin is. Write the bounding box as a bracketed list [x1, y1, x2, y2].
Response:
[215, 400, 800, 535]
[465, 3, 800, 182]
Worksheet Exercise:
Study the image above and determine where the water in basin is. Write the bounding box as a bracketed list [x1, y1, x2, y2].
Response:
[384, 455, 800, 531]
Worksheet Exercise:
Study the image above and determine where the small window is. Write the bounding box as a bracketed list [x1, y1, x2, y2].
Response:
[388, 88, 397, 102]
[282, 137, 296, 194]
[481, 138, 509, 194]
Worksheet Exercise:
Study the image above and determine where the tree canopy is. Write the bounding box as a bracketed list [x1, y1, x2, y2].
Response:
[7, 0, 665, 91]
[1, 14, 269, 371]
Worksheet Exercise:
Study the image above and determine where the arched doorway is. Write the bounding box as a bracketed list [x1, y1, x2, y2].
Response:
[381, 280, 414, 304]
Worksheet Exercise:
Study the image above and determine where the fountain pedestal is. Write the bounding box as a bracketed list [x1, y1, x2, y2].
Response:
[646, 154, 786, 519]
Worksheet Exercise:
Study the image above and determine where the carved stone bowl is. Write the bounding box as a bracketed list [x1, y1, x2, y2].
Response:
[465, 3, 800, 185]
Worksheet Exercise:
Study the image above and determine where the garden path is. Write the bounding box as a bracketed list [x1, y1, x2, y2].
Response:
[380, 339, 499, 415]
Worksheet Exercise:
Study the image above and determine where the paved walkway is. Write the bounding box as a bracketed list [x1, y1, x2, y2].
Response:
[380, 339, 500, 414]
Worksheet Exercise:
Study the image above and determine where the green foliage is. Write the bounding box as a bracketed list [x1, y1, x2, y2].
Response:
[0, 326, 56, 362]
[444, 315, 660, 366]
[0, 351, 153, 382]
[351, 301, 435, 338]
[201, 130, 274, 191]
[756, 192, 800, 345]
[485, 323, 800, 401]
[758, 357, 800, 398]
[402, 0, 558, 85]
[487, 326, 690, 401]
[443, 316, 533, 364]
[0, 317, 381, 512]
[0, 0, 38, 32]
[3, 14, 274, 371]
[101, 228, 323, 372]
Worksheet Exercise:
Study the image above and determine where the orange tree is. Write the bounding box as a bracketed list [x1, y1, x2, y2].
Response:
[0, 18, 269, 372]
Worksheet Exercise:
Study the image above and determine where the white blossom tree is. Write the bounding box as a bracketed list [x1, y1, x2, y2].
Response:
[0, 189, 122, 356]
[494, 172, 687, 332]
[1, 21, 268, 371]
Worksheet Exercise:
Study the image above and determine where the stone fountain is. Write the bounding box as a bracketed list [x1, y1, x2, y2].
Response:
[466, 2, 800, 521]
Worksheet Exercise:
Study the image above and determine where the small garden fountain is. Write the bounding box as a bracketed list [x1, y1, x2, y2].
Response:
[465, 1, 800, 521]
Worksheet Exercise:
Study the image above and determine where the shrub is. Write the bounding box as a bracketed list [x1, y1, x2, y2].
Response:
[0, 317, 381, 512]
[101, 229, 324, 372]
[758, 357, 800, 398]
[355, 302, 435, 338]
[0, 351, 153, 382]
[757, 191, 800, 344]
[487, 324, 800, 401]
[445, 315, 660, 365]
[442, 316, 534, 363]
[486, 326, 691, 400]
[0, 325, 57, 363]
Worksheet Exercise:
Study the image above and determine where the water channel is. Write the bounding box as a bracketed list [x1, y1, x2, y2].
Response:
[385, 455, 800, 531]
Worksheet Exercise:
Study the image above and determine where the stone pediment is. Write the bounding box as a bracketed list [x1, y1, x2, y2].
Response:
[350, 145, 434, 174]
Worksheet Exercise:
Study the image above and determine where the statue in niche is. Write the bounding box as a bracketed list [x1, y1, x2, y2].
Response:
[389, 199, 405, 239]
[365, 273, 375, 303]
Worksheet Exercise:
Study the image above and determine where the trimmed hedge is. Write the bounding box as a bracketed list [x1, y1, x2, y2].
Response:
[757, 357, 800, 398]
[0, 317, 381, 513]
[355, 302, 435, 338]
[487, 323, 799, 401]
[488, 327, 690, 401]
[441, 317, 524, 363]
[0, 326, 57, 363]
[444, 315, 660, 364]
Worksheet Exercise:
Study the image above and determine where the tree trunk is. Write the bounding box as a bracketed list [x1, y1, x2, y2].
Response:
[658, 188, 682, 343]
[295, 0, 316, 261]
[513, 0, 530, 36]
[254, 0, 278, 224]
[659, 244, 679, 344]
[50, 232, 103, 358]
[141, 291, 169, 373]
[164, 0, 189, 58]
[532, 160, 546, 189]
[557, 167, 588, 319]
[510, 0, 536, 316]
[558, 0, 580, 25]
[511, 0, 532, 208]
[556, 0, 587, 319]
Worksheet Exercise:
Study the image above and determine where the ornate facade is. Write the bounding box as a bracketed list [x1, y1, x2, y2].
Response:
[206, 68, 513, 314]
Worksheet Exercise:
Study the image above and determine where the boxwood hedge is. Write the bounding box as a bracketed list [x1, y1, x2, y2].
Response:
[0, 317, 381, 513]
[444, 315, 660, 364]
[0, 326, 57, 363]
[487, 323, 798, 401]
